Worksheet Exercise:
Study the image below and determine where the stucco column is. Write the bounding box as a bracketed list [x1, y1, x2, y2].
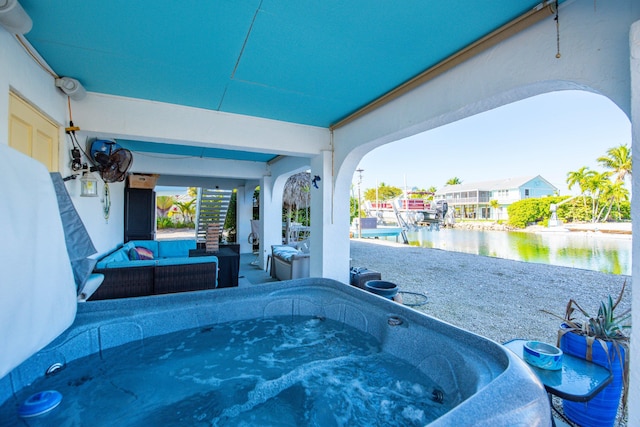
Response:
[235, 185, 254, 254]
[259, 174, 287, 270]
[628, 19, 640, 427]
[310, 150, 351, 282]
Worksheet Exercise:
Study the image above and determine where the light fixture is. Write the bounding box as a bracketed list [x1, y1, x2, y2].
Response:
[0, 0, 32, 34]
[80, 171, 98, 197]
[55, 77, 87, 101]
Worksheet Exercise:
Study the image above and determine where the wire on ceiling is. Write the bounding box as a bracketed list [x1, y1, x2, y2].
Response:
[14, 34, 58, 79]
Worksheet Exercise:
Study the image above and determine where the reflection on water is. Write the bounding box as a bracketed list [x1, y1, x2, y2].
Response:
[401, 228, 631, 275]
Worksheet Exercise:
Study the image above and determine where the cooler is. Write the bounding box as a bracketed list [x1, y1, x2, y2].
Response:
[350, 267, 382, 290]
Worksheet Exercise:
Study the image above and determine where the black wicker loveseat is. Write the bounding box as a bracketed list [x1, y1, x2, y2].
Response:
[90, 240, 218, 300]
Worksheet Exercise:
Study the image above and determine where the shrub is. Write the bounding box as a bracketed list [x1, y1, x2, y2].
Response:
[157, 217, 174, 229]
[507, 198, 547, 228]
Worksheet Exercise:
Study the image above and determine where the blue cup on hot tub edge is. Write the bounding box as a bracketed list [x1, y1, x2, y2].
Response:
[364, 280, 398, 299]
[523, 340, 563, 371]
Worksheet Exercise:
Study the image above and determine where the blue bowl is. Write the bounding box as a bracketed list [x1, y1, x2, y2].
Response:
[364, 280, 398, 299]
[523, 341, 563, 370]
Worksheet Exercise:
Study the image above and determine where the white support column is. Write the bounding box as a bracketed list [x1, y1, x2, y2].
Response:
[628, 19, 640, 427]
[259, 175, 287, 270]
[235, 185, 255, 254]
[309, 150, 351, 282]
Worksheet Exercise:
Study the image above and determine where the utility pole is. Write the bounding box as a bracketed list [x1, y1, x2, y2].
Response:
[356, 168, 364, 238]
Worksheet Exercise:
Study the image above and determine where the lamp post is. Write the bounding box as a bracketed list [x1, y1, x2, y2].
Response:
[356, 168, 364, 238]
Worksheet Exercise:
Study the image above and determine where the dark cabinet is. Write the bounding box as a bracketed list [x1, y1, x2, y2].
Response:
[124, 187, 155, 242]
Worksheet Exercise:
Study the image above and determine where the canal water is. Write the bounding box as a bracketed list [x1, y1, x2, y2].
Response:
[399, 228, 632, 275]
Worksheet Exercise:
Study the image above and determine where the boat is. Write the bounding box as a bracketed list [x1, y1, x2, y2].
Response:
[363, 192, 448, 230]
[350, 218, 404, 240]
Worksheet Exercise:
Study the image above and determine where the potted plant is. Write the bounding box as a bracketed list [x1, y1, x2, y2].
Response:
[543, 280, 630, 427]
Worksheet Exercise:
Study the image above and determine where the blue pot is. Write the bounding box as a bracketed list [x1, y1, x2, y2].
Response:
[364, 280, 398, 299]
[560, 325, 625, 427]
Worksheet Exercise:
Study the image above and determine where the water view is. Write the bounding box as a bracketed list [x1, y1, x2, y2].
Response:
[397, 228, 631, 276]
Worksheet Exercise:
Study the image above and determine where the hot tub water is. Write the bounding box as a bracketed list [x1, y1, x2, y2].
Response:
[0, 316, 451, 426]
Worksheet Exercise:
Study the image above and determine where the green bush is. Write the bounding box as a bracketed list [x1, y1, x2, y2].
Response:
[507, 198, 549, 228]
[557, 198, 592, 223]
[157, 217, 174, 229]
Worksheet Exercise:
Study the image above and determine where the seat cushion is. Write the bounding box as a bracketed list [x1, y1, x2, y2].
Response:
[158, 239, 196, 258]
[272, 245, 300, 263]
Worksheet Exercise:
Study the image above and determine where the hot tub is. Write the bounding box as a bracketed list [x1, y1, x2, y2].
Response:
[0, 278, 549, 426]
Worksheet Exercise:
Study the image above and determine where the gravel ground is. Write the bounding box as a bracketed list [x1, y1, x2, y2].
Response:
[349, 238, 631, 344]
[349, 238, 631, 426]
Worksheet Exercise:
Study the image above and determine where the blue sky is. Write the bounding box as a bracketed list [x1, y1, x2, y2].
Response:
[354, 90, 631, 195]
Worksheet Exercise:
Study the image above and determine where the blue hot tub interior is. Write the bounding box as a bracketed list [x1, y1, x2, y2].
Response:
[0, 278, 550, 426]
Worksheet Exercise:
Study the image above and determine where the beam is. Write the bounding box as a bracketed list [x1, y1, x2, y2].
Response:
[330, 1, 556, 130]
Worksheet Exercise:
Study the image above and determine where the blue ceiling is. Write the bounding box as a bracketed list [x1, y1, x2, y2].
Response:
[21, 0, 547, 129]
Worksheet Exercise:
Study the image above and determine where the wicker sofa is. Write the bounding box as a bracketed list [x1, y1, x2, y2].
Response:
[270, 241, 310, 281]
[90, 239, 218, 300]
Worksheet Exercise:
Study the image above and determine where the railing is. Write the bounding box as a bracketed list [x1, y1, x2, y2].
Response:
[445, 196, 493, 204]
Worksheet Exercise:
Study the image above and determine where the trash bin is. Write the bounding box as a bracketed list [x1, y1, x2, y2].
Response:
[364, 280, 398, 299]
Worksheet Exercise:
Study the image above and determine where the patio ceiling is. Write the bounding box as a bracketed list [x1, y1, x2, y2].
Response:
[19, 1, 557, 163]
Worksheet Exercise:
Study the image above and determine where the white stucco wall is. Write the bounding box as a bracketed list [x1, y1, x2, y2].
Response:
[0, 33, 64, 138]
[629, 18, 639, 427]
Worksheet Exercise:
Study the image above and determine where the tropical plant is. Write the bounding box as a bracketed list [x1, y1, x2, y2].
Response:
[223, 190, 237, 241]
[596, 180, 630, 223]
[489, 199, 499, 220]
[156, 216, 174, 229]
[187, 186, 198, 198]
[583, 171, 610, 223]
[283, 172, 311, 243]
[559, 282, 630, 342]
[350, 195, 360, 224]
[597, 144, 632, 183]
[506, 197, 548, 228]
[445, 177, 462, 185]
[566, 166, 594, 208]
[156, 195, 176, 218]
[174, 199, 196, 224]
[363, 183, 403, 201]
[542, 281, 630, 408]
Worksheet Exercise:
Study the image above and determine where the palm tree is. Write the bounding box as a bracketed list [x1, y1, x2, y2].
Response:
[566, 166, 595, 207]
[445, 177, 462, 185]
[489, 199, 499, 220]
[598, 180, 629, 222]
[283, 172, 311, 243]
[584, 171, 610, 222]
[174, 199, 196, 224]
[597, 144, 632, 182]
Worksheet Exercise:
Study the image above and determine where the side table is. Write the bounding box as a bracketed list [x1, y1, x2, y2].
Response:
[189, 247, 239, 288]
[504, 339, 613, 426]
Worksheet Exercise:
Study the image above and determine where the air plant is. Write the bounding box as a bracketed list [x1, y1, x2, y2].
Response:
[561, 280, 630, 341]
[542, 279, 630, 408]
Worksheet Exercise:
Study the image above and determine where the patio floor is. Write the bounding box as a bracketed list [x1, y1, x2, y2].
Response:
[238, 253, 277, 287]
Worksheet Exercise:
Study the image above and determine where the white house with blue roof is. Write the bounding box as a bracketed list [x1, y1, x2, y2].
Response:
[435, 175, 557, 220]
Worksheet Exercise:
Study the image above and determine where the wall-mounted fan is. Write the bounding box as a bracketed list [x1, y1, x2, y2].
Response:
[89, 139, 133, 183]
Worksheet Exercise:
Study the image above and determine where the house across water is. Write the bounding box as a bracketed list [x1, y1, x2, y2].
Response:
[435, 175, 557, 220]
